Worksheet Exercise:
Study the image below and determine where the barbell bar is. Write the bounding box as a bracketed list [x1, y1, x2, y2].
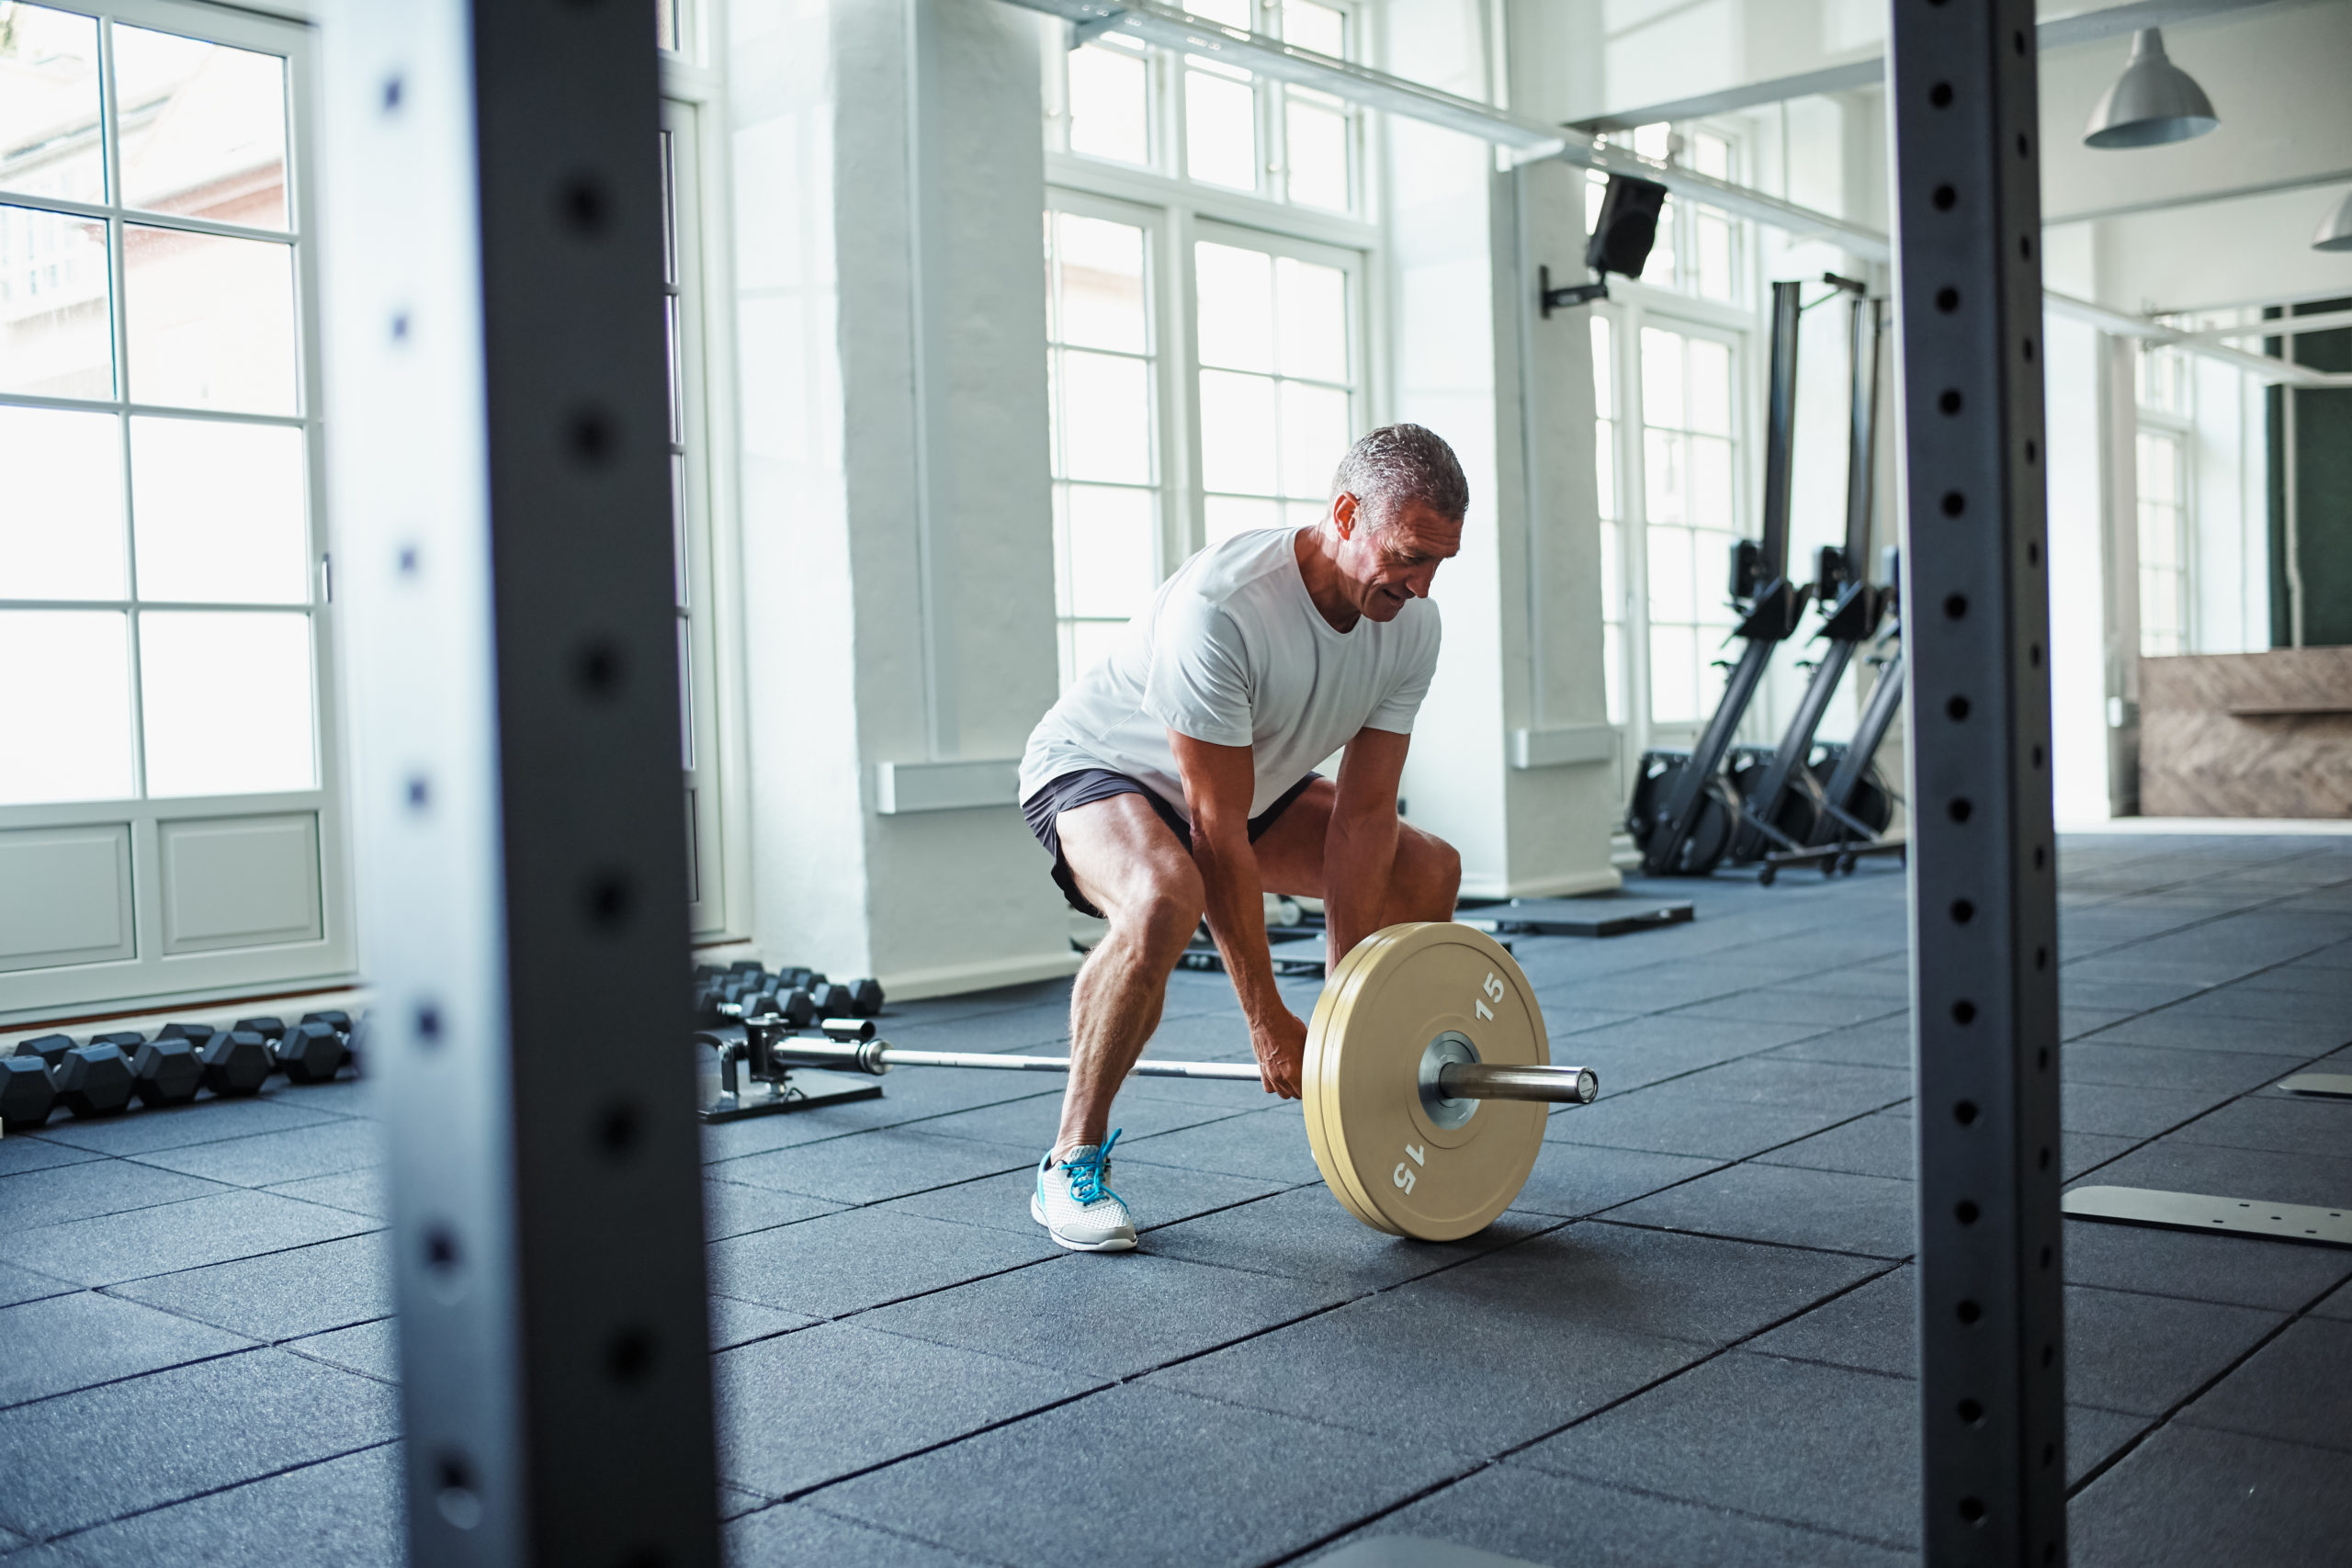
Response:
[699, 921, 1588, 1242]
[742, 1033, 1597, 1107]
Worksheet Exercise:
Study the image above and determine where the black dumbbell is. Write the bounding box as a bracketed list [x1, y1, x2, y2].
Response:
[808, 981, 854, 1016]
[0, 1057, 55, 1131]
[200, 1030, 273, 1097]
[157, 1022, 220, 1049]
[130, 1039, 202, 1108]
[776, 988, 818, 1029]
[848, 978, 885, 1017]
[727, 960, 764, 977]
[301, 1010, 354, 1036]
[272, 1021, 349, 1086]
[16, 1033, 76, 1071]
[234, 1016, 288, 1042]
[54, 1043, 134, 1118]
[91, 1030, 147, 1053]
[777, 966, 812, 990]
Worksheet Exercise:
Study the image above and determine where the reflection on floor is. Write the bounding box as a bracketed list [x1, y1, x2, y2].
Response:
[2, 835, 2348, 1567]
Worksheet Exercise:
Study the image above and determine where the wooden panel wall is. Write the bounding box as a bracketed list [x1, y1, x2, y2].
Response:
[2140, 649, 2352, 818]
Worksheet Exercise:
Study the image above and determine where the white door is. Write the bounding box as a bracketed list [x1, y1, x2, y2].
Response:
[0, 1, 351, 1022]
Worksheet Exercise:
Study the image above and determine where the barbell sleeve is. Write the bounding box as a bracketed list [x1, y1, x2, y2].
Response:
[1437, 1061, 1599, 1105]
[747, 1032, 1597, 1103]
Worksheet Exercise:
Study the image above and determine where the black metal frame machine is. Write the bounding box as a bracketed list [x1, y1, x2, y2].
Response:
[1726, 284, 1906, 874]
[1627, 279, 1811, 875]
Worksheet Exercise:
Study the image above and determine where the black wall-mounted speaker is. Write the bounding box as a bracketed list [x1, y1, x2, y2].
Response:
[1585, 175, 1668, 279]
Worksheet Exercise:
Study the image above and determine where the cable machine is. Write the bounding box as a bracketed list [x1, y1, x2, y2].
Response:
[1727, 285, 1905, 868]
[1626, 278, 1812, 875]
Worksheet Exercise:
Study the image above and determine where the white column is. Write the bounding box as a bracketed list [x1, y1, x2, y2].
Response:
[1381, 0, 1622, 899]
[728, 0, 1076, 997]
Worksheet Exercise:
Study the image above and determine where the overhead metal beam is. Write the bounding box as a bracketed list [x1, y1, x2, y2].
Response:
[2187, 307, 2352, 340]
[1005, 0, 2341, 384]
[2046, 165, 2352, 227]
[1573, 0, 2323, 132]
[1004, 0, 1562, 148]
[319, 3, 721, 1564]
[2041, 291, 2352, 387]
[1888, 0, 2068, 1556]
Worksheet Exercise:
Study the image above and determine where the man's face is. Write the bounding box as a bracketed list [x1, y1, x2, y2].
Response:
[1332, 492, 1463, 622]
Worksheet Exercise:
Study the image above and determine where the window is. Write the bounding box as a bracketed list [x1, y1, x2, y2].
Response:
[2134, 340, 2192, 659]
[2136, 430, 2188, 657]
[1045, 203, 1161, 688]
[1592, 313, 1627, 725]
[1041, 14, 1374, 691]
[1054, 2, 1363, 217]
[1194, 231, 1355, 546]
[0, 1, 347, 1011]
[1639, 324, 1741, 725]
[660, 98, 730, 932]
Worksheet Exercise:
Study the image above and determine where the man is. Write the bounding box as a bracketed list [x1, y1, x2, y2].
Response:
[1016, 423, 1468, 1251]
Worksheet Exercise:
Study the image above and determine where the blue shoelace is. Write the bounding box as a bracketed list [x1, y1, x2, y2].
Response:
[1061, 1128, 1124, 1206]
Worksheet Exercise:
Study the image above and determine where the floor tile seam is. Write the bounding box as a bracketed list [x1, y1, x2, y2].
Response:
[779, 1497, 1032, 1568]
[2064, 1291, 2327, 1499]
[1500, 1459, 1924, 1555]
[831, 1213, 1580, 1387]
[1603, 1089, 1919, 1176]
[1468, 1259, 1908, 1464]
[1547, 1035, 1902, 1107]
[75, 1224, 391, 1296]
[0, 1176, 364, 1239]
[16, 1101, 370, 1160]
[1254, 1456, 1503, 1568]
[699, 1098, 1258, 1178]
[117, 1156, 389, 1193]
[278, 1341, 399, 1386]
[769, 1380, 1121, 1509]
[1580, 1222, 1909, 1269]
[2167, 1406, 2352, 1457]
[0, 1339, 266, 1417]
[2078, 886, 2352, 980]
[15, 1437, 401, 1551]
[2061, 1064, 2352, 1186]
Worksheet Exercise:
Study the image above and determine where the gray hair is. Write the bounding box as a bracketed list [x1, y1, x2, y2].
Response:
[1329, 423, 1468, 529]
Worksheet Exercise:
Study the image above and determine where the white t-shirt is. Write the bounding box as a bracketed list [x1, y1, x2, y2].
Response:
[1020, 527, 1442, 820]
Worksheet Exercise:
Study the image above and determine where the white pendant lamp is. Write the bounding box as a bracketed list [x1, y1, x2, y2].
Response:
[2084, 28, 2220, 149]
[2316, 189, 2352, 254]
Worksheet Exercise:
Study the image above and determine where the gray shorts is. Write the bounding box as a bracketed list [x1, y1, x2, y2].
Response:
[1020, 768, 1319, 919]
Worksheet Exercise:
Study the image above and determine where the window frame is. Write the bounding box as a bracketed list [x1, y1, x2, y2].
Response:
[1182, 214, 1369, 558]
[1040, 27, 1382, 693]
[659, 24, 755, 947]
[0, 0, 353, 1022]
[1043, 186, 1176, 688]
[1590, 277, 1758, 773]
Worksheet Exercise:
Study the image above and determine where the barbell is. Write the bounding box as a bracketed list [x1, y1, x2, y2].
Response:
[707, 922, 1590, 1242]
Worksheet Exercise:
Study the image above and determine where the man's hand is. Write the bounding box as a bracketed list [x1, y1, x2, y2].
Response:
[1252, 1008, 1308, 1099]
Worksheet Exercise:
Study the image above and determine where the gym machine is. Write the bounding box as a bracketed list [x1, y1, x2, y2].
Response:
[1627, 278, 1812, 874]
[1724, 284, 1907, 876]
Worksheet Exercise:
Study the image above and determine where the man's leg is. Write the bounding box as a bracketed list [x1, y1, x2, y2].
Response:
[1054, 793, 1205, 1156]
[1250, 778, 1463, 926]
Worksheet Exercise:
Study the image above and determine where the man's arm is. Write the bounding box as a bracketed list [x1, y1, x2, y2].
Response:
[1168, 730, 1306, 1098]
[1324, 726, 1409, 967]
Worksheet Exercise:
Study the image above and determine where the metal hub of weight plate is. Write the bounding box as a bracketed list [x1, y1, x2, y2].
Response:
[1303, 922, 1550, 1241]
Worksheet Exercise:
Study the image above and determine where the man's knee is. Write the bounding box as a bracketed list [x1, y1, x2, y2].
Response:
[1104, 862, 1204, 961]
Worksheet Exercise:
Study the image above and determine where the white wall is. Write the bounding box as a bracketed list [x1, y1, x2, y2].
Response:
[1378, 0, 1623, 898]
[728, 0, 1075, 997]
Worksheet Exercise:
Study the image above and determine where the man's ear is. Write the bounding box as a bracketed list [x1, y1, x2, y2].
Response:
[1331, 491, 1357, 539]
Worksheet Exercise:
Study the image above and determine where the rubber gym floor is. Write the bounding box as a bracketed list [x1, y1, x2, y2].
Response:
[2, 835, 2347, 1567]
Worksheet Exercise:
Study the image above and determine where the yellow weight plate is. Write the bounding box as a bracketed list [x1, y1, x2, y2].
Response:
[1301, 926, 1404, 1235]
[1303, 922, 1548, 1242]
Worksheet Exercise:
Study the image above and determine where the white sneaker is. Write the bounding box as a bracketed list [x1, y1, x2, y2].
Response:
[1031, 1131, 1136, 1252]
